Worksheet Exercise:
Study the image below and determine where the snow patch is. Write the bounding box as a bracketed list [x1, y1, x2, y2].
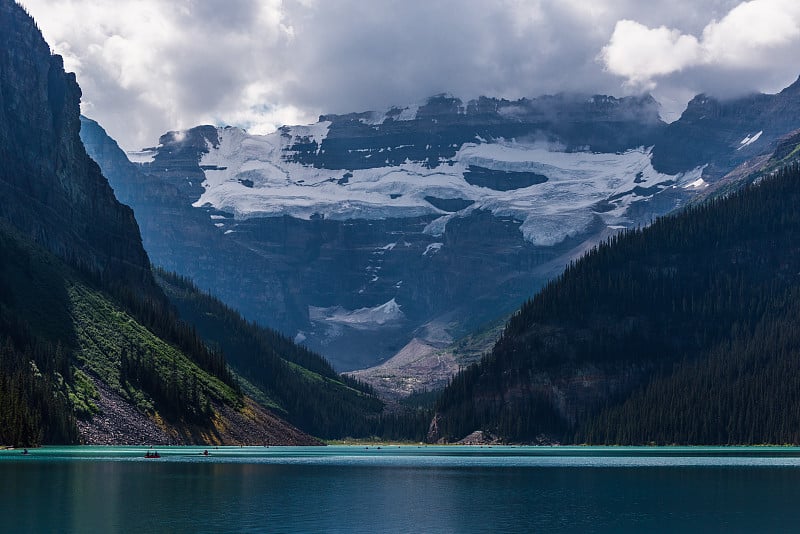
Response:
[395, 105, 418, 122]
[519, 211, 595, 247]
[684, 177, 709, 189]
[127, 149, 156, 164]
[308, 299, 405, 330]
[423, 243, 444, 256]
[291, 121, 331, 151]
[738, 131, 763, 150]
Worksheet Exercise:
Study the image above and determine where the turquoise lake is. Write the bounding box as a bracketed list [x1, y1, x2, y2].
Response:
[3, 446, 800, 533]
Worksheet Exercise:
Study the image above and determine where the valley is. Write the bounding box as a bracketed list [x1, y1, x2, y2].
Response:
[6, 0, 800, 449]
[83, 75, 800, 406]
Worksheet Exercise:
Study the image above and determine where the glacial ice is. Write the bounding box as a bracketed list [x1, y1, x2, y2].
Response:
[188, 124, 702, 247]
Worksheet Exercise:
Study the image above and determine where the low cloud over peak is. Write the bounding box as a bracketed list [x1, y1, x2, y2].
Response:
[19, 0, 800, 150]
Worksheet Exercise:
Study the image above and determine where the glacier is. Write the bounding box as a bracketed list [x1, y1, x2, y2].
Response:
[193, 125, 702, 247]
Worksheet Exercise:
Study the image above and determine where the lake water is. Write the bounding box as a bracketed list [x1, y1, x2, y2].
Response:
[3, 446, 800, 533]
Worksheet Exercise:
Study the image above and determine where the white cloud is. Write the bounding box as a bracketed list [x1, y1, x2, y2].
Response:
[602, 0, 800, 91]
[601, 21, 702, 89]
[16, 0, 800, 150]
[701, 0, 800, 65]
[20, 0, 293, 149]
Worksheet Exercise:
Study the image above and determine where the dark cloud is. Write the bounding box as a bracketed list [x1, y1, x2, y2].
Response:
[277, 0, 622, 113]
[18, 0, 800, 150]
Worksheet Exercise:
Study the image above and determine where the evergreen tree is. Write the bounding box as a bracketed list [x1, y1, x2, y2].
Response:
[436, 164, 800, 444]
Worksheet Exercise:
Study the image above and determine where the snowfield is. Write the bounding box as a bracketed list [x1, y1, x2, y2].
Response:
[309, 299, 405, 330]
[738, 131, 763, 150]
[126, 148, 157, 164]
[191, 124, 702, 247]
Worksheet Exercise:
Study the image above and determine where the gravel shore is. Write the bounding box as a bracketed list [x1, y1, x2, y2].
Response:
[77, 377, 321, 446]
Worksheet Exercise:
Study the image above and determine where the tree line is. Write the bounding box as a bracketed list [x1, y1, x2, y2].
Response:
[435, 163, 800, 444]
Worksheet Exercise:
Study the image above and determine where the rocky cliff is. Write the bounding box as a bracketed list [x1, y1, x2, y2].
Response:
[0, 1, 152, 291]
[0, 1, 328, 446]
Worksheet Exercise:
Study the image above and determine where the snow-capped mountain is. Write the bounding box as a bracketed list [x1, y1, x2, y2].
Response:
[81, 84, 800, 372]
[192, 124, 702, 247]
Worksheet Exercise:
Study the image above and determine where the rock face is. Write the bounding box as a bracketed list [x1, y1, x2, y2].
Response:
[346, 321, 503, 401]
[652, 78, 800, 177]
[76, 377, 320, 446]
[347, 338, 457, 402]
[82, 81, 800, 372]
[0, 2, 152, 291]
[0, 2, 324, 446]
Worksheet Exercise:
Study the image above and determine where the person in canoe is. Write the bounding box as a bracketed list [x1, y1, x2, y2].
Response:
[144, 450, 160, 458]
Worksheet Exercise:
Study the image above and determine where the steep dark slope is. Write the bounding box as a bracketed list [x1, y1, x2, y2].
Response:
[0, 2, 152, 291]
[434, 164, 800, 444]
[582, 308, 800, 445]
[0, 1, 323, 446]
[78, 117, 156, 210]
[154, 270, 387, 439]
[0, 226, 78, 445]
[0, 220, 317, 446]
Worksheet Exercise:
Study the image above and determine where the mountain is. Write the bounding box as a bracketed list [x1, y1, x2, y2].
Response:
[346, 320, 504, 402]
[83, 93, 713, 372]
[0, 0, 355, 446]
[84, 78, 800, 377]
[0, 2, 152, 293]
[351, 119, 800, 401]
[153, 269, 392, 439]
[0, 222, 318, 446]
[652, 77, 800, 177]
[433, 163, 800, 445]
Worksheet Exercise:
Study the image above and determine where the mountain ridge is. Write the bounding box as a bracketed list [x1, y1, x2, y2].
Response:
[83, 91, 710, 371]
[0, 2, 153, 293]
[0, 0, 377, 446]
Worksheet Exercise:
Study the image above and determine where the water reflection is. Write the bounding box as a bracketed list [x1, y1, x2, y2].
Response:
[2, 447, 800, 532]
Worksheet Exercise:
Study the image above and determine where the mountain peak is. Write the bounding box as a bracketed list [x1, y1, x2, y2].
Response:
[778, 75, 800, 95]
[89, 85, 691, 370]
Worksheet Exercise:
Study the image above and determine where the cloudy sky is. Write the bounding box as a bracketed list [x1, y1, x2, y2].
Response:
[18, 0, 800, 151]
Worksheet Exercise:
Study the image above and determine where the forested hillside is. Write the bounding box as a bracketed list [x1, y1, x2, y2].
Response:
[0, 0, 359, 447]
[435, 164, 800, 445]
[0, 222, 249, 445]
[155, 270, 387, 438]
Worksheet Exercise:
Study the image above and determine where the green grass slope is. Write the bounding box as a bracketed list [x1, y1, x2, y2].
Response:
[0, 223, 305, 445]
[154, 269, 391, 439]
